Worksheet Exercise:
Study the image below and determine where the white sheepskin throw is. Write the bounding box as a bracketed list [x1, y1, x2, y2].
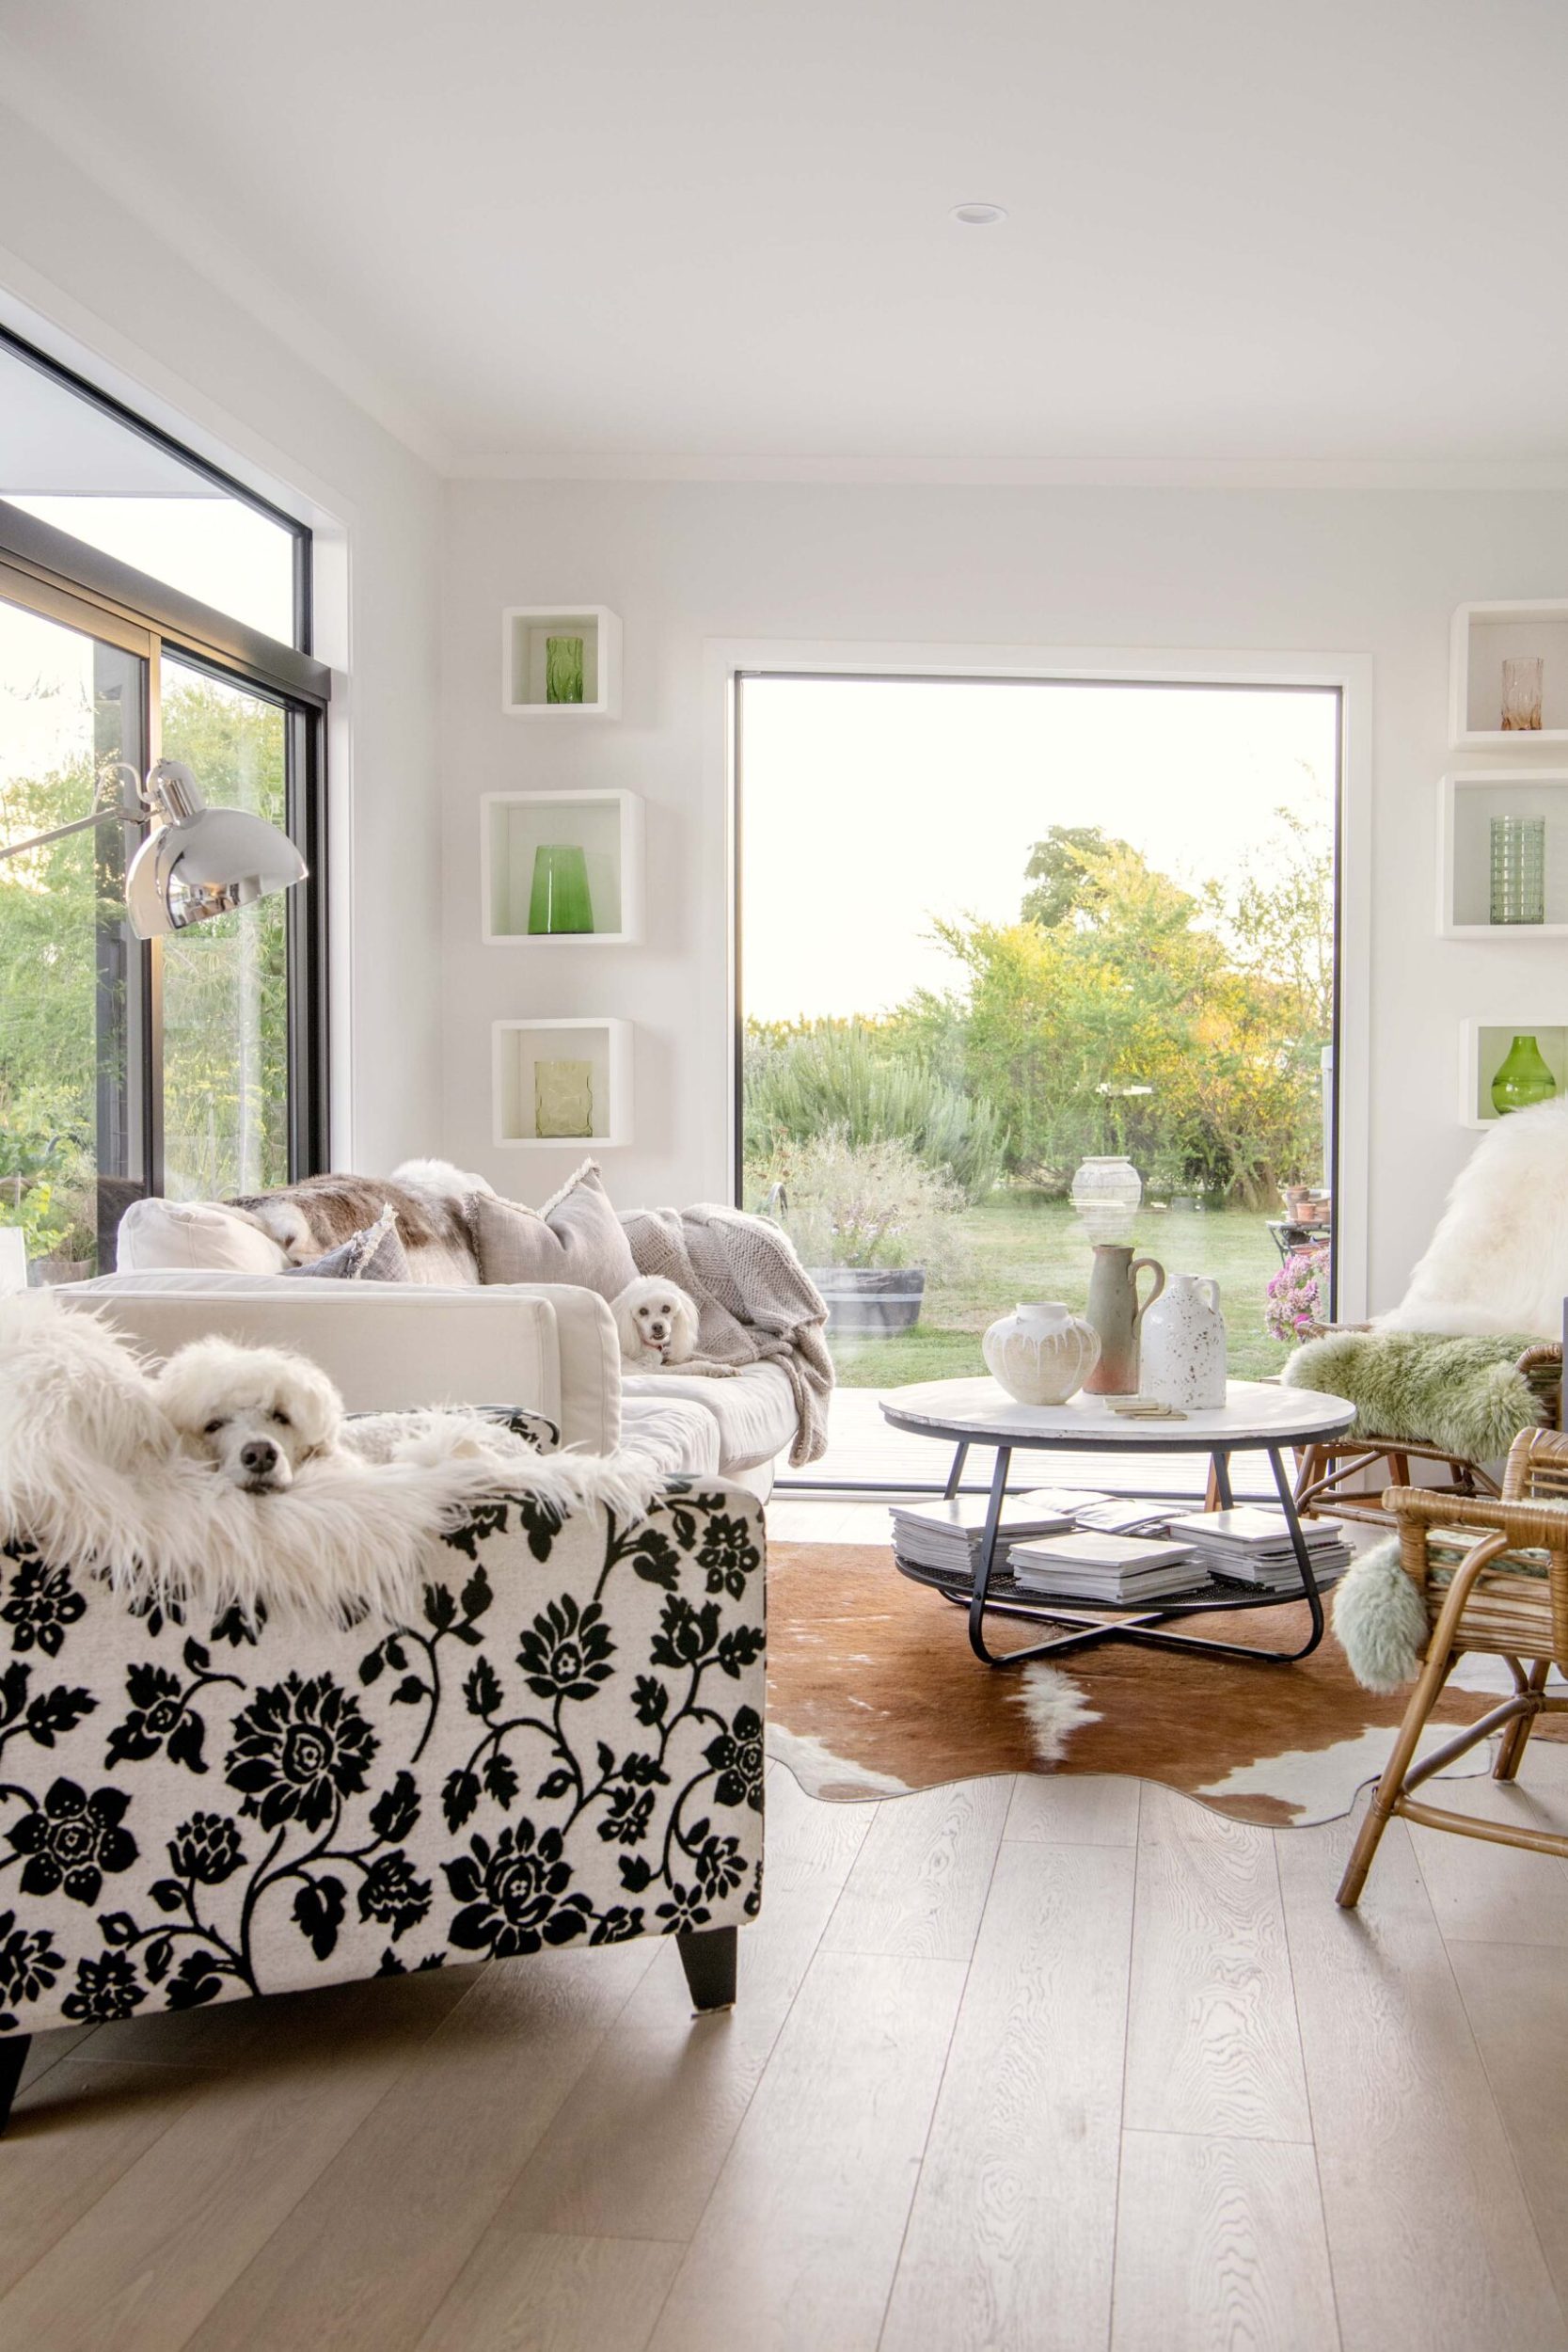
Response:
[0, 1295, 659, 1633]
[1332, 1538, 1432, 1692]
[1379, 1095, 1568, 1340]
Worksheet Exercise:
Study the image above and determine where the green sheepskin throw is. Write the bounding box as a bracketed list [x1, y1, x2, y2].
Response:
[1282, 1329, 1545, 1461]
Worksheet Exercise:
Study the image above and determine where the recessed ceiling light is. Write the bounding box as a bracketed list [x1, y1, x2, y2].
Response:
[951, 201, 1007, 227]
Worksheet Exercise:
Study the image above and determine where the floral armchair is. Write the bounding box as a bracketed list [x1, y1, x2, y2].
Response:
[0, 1478, 767, 2129]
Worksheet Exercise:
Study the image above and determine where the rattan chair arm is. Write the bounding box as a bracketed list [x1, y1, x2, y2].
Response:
[1385, 1484, 1568, 1549]
[1296, 1320, 1371, 1341]
[1515, 1343, 1562, 1378]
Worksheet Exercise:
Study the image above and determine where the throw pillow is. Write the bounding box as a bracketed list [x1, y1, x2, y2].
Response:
[472, 1159, 639, 1300]
[115, 1195, 290, 1275]
[283, 1204, 410, 1283]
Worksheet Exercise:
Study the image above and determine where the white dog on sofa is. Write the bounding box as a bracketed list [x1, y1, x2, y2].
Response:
[156, 1336, 544, 1494]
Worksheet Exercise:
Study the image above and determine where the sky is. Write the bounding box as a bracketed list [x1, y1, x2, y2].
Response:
[739, 676, 1339, 1023]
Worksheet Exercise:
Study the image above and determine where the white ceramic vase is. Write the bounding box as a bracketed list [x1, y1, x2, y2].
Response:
[982, 1301, 1101, 1406]
[1139, 1272, 1227, 1408]
[1069, 1154, 1143, 1242]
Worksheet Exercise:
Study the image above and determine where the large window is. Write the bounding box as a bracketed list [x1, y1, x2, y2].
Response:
[737, 673, 1341, 1474]
[0, 337, 327, 1279]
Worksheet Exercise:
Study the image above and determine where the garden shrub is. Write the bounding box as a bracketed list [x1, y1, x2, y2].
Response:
[743, 1021, 1004, 1200]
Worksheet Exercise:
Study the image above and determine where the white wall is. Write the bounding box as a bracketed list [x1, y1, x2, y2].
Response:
[442, 477, 1568, 1314]
[0, 99, 445, 1170]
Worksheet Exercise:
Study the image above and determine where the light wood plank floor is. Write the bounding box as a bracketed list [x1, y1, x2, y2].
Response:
[7, 1749, 1568, 2352]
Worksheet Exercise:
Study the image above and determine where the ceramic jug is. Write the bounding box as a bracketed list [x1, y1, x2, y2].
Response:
[1140, 1272, 1227, 1408]
[1083, 1243, 1165, 1396]
[982, 1301, 1101, 1406]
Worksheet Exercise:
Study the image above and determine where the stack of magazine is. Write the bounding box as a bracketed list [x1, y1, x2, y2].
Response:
[1163, 1507, 1353, 1592]
[1006, 1528, 1208, 1604]
[890, 1489, 1106, 1582]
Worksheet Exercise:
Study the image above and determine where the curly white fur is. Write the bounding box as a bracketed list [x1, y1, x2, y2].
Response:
[1379, 1095, 1568, 1340]
[0, 1295, 661, 1633]
[1332, 1538, 1432, 1692]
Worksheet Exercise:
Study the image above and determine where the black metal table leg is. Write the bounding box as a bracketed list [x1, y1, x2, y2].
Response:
[943, 1441, 970, 1501]
[958, 1442, 1328, 1670]
[1212, 1451, 1235, 1509]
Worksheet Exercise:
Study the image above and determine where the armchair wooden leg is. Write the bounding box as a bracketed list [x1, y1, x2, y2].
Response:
[676, 1925, 737, 2012]
[0, 2035, 31, 2135]
[1337, 1640, 1457, 1908]
[1494, 1660, 1551, 1782]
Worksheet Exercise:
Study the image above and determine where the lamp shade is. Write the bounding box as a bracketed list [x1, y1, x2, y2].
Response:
[124, 760, 306, 939]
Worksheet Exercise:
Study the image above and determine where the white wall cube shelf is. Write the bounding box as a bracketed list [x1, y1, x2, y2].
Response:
[482, 791, 643, 945]
[1438, 771, 1568, 936]
[1460, 1019, 1568, 1129]
[1450, 600, 1568, 748]
[492, 1018, 632, 1149]
[502, 606, 621, 717]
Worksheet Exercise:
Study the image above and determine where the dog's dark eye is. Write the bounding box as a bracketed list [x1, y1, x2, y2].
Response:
[271, 1409, 292, 1428]
[203, 1418, 227, 1436]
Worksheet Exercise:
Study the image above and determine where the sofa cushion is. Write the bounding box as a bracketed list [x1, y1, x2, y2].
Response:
[620, 1360, 796, 1473]
[473, 1160, 639, 1301]
[116, 1195, 289, 1276]
[283, 1206, 410, 1282]
[619, 1391, 722, 1480]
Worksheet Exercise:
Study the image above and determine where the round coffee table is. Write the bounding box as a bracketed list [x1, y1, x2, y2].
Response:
[879, 1376, 1357, 1669]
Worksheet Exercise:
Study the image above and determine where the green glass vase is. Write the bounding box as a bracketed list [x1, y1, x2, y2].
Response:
[1490, 1032, 1558, 1117]
[545, 635, 585, 705]
[527, 843, 594, 934]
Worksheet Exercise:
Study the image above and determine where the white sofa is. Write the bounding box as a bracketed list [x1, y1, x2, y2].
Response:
[59, 1269, 788, 1502]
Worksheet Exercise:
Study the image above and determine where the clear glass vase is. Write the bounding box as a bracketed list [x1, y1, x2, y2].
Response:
[1502, 656, 1544, 732]
[1489, 815, 1546, 925]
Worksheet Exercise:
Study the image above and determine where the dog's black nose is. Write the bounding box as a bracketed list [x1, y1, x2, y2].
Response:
[240, 1440, 277, 1474]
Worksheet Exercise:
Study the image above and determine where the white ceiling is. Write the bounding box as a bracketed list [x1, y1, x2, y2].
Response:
[3, 0, 1567, 477]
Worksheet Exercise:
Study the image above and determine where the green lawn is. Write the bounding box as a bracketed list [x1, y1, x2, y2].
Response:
[829, 1192, 1300, 1388]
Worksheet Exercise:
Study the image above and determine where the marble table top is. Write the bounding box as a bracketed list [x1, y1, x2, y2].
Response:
[878, 1375, 1356, 1452]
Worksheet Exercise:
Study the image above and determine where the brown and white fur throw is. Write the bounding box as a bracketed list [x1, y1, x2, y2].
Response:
[230, 1159, 492, 1285]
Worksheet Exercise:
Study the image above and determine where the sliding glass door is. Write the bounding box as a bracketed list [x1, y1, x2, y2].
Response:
[736, 673, 1341, 1471]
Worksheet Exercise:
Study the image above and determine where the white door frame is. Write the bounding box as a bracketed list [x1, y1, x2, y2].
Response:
[709, 637, 1372, 1322]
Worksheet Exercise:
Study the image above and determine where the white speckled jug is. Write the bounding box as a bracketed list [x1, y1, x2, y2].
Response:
[1139, 1273, 1227, 1408]
[982, 1301, 1101, 1406]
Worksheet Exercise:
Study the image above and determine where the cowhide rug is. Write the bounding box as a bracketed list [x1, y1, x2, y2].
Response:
[764, 1541, 1565, 1827]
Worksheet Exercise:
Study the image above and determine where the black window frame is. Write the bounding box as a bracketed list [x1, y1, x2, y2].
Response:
[0, 321, 312, 655]
[0, 486, 332, 1205]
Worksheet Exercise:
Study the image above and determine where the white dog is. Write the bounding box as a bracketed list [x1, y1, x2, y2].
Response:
[157, 1337, 545, 1495]
[612, 1276, 702, 1368]
[156, 1339, 344, 1494]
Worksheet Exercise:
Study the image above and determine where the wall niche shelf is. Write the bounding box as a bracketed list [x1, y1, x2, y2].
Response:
[492, 1018, 632, 1149]
[1459, 1019, 1568, 1130]
[1450, 600, 1568, 749]
[1438, 771, 1568, 937]
[502, 606, 621, 717]
[482, 790, 643, 946]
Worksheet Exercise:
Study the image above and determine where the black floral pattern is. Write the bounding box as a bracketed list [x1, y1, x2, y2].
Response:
[226, 1674, 378, 1831]
[62, 1949, 146, 2022]
[0, 1552, 87, 1657]
[8, 1778, 136, 1904]
[445, 1820, 592, 1958]
[705, 1708, 766, 1811]
[0, 1479, 765, 2041]
[168, 1813, 246, 1885]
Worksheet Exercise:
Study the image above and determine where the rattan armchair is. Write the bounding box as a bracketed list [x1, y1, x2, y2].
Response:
[1337, 1423, 1568, 1906]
